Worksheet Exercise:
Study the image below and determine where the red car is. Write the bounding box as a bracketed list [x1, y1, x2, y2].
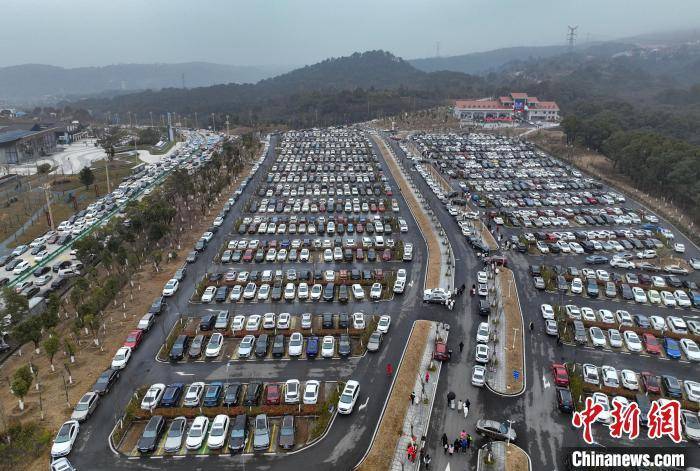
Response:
[551, 364, 569, 387]
[123, 329, 143, 349]
[378, 202, 385, 212]
[381, 249, 392, 262]
[642, 333, 661, 355]
[242, 249, 253, 263]
[356, 224, 364, 234]
[265, 383, 280, 405]
[356, 248, 364, 260]
[641, 372, 660, 394]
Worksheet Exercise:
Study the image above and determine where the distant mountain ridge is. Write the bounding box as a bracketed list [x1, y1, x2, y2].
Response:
[0, 62, 291, 105]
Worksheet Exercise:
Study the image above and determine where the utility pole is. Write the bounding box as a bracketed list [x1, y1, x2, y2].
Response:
[150, 111, 154, 127]
[104, 157, 111, 194]
[42, 183, 55, 231]
[226, 115, 230, 135]
[195, 112, 198, 129]
[212, 113, 216, 132]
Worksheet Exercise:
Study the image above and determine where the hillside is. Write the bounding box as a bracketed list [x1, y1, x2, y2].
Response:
[0, 62, 290, 105]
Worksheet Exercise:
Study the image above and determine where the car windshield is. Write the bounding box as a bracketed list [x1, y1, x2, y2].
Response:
[143, 425, 159, 438]
[280, 426, 293, 436]
[498, 423, 509, 434]
[75, 401, 89, 411]
[189, 426, 203, 438]
[211, 425, 224, 436]
[168, 422, 184, 437]
[231, 426, 245, 438]
[340, 393, 353, 403]
[686, 414, 700, 428]
[97, 374, 110, 384]
[55, 424, 72, 442]
[114, 352, 126, 360]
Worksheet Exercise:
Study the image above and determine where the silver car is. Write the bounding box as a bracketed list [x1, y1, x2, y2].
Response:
[71, 392, 99, 422]
[253, 414, 270, 451]
[366, 331, 383, 352]
[163, 416, 187, 453]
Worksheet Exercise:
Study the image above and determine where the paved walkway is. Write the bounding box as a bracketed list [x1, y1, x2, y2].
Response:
[389, 321, 446, 470]
[476, 441, 530, 471]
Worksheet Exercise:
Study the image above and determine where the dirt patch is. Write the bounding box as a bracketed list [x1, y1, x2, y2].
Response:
[358, 320, 431, 471]
[498, 268, 525, 394]
[2, 161, 256, 471]
[505, 443, 530, 471]
[529, 130, 700, 246]
[373, 137, 442, 289]
[117, 419, 147, 454]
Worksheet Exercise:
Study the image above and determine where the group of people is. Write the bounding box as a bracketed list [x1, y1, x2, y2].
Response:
[441, 430, 473, 456]
[405, 442, 432, 468]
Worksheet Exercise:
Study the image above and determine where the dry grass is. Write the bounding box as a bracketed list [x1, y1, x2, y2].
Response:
[505, 443, 530, 471]
[498, 268, 524, 394]
[2, 162, 254, 471]
[358, 320, 431, 471]
[374, 137, 442, 289]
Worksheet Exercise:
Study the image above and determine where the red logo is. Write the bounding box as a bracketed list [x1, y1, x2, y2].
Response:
[610, 399, 640, 440]
[572, 397, 603, 444]
[647, 400, 682, 443]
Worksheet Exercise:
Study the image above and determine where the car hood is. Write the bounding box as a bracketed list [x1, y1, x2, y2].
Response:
[279, 431, 294, 448]
[164, 436, 182, 450]
[229, 434, 245, 450]
[51, 441, 72, 456]
[137, 436, 157, 450]
[253, 433, 270, 447]
[70, 410, 88, 421]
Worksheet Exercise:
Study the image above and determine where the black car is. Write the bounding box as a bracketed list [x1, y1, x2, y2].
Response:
[47, 277, 68, 293]
[338, 334, 351, 358]
[186, 251, 198, 263]
[148, 297, 166, 316]
[338, 312, 349, 328]
[228, 414, 248, 453]
[556, 387, 574, 413]
[214, 286, 228, 302]
[195, 239, 207, 252]
[244, 381, 262, 406]
[223, 382, 242, 406]
[661, 375, 682, 398]
[255, 334, 269, 358]
[556, 276, 568, 293]
[322, 312, 334, 329]
[138, 415, 165, 453]
[338, 285, 349, 303]
[478, 299, 491, 315]
[174, 267, 187, 281]
[33, 266, 51, 277]
[586, 279, 599, 298]
[160, 383, 185, 407]
[633, 314, 650, 329]
[323, 283, 335, 301]
[278, 415, 295, 450]
[188, 335, 205, 358]
[169, 335, 190, 361]
[22, 286, 40, 298]
[203, 382, 224, 407]
[271, 284, 283, 301]
[585, 255, 608, 265]
[272, 334, 285, 357]
[619, 283, 634, 300]
[199, 314, 216, 331]
[92, 368, 120, 395]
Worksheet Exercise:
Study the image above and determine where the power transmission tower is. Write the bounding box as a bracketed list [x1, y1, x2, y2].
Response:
[181, 73, 185, 89]
[42, 184, 55, 231]
[436, 41, 441, 58]
[567, 25, 578, 50]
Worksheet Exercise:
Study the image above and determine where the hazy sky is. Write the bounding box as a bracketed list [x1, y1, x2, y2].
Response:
[2, 0, 698, 68]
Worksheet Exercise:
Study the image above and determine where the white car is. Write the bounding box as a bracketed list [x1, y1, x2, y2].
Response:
[303, 380, 321, 405]
[650, 315, 667, 332]
[370, 283, 382, 300]
[674, 243, 685, 253]
[471, 365, 486, 387]
[589, 327, 607, 348]
[284, 379, 301, 403]
[163, 278, 178, 296]
[667, 316, 688, 334]
[571, 278, 583, 294]
[301, 312, 313, 329]
[207, 415, 230, 449]
[620, 370, 639, 390]
[213, 216, 224, 227]
[582, 364, 599, 385]
[601, 366, 619, 388]
[229, 285, 243, 302]
[12, 260, 31, 275]
[581, 307, 596, 322]
[476, 322, 490, 343]
[310, 284, 323, 301]
[396, 269, 407, 283]
[610, 258, 635, 269]
[597, 309, 614, 324]
[284, 283, 296, 300]
[660, 291, 677, 307]
[205, 333, 224, 357]
[200, 286, 217, 303]
[141, 383, 166, 410]
[595, 270, 610, 282]
[623, 331, 642, 352]
[615, 310, 633, 326]
[674, 290, 691, 307]
[352, 312, 365, 330]
[592, 393, 612, 424]
[297, 283, 309, 300]
[652, 276, 667, 288]
[245, 314, 261, 331]
[242, 282, 257, 300]
[231, 315, 246, 332]
[186, 416, 209, 450]
[684, 381, 700, 402]
[288, 332, 303, 356]
[540, 304, 554, 320]
[632, 287, 647, 303]
[337, 380, 360, 414]
[477, 271, 488, 284]
[545, 319, 558, 336]
[277, 313, 291, 329]
[257, 283, 270, 300]
[238, 335, 255, 358]
[647, 289, 661, 304]
[475, 344, 490, 364]
[377, 315, 391, 334]
[51, 420, 80, 458]
[263, 312, 276, 329]
[607, 329, 623, 348]
[111, 346, 132, 369]
[352, 284, 365, 300]
[680, 339, 700, 361]
[183, 382, 206, 406]
[321, 335, 335, 358]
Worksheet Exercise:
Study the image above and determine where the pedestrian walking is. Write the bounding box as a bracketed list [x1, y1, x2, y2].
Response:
[457, 399, 463, 411]
[447, 391, 456, 409]
[423, 453, 432, 470]
[459, 341, 464, 353]
[460, 430, 466, 439]
[448, 444, 454, 456]
[425, 371, 430, 383]
[466, 434, 473, 449]
[386, 363, 393, 376]
[441, 433, 448, 452]
[529, 321, 534, 331]
[453, 438, 461, 454]
[463, 402, 469, 418]
[410, 391, 416, 405]
[460, 438, 467, 452]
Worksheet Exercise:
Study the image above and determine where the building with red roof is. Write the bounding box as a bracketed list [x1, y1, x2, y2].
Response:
[453, 92, 559, 123]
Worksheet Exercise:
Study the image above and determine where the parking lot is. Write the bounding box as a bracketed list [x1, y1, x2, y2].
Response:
[398, 131, 700, 468]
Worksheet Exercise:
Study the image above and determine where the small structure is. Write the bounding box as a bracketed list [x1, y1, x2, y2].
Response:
[453, 92, 559, 124]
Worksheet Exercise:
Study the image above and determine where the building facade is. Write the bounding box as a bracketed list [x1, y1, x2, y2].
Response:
[0, 124, 58, 165]
[453, 92, 560, 123]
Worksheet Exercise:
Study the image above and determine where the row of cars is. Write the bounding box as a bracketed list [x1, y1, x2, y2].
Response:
[198, 280, 389, 303]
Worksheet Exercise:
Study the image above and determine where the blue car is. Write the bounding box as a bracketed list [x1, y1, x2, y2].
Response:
[160, 383, 185, 407]
[663, 338, 681, 359]
[203, 381, 224, 407]
[306, 335, 319, 359]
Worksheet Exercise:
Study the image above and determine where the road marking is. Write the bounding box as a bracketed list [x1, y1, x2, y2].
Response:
[358, 396, 370, 411]
[542, 375, 550, 389]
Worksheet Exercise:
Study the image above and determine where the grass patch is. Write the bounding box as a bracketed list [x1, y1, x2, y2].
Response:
[157, 318, 186, 361]
[309, 384, 341, 441]
[0, 421, 52, 471]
